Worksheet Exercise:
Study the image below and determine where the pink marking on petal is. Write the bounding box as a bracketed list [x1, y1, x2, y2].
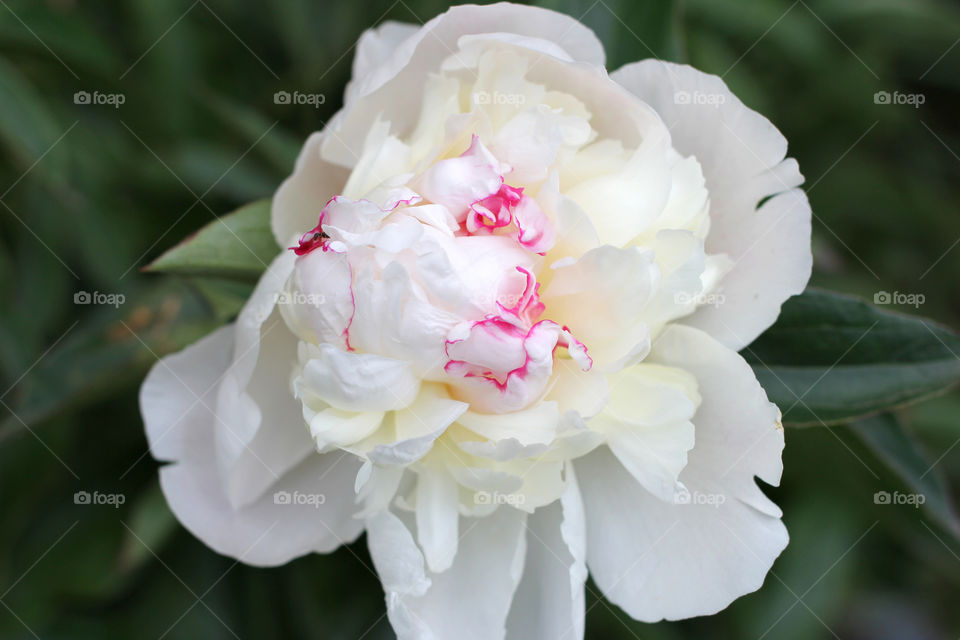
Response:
[445, 315, 533, 388]
[380, 189, 423, 211]
[465, 183, 523, 235]
[461, 181, 555, 256]
[342, 261, 357, 352]
[289, 190, 422, 256]
[445, 316, 567, 393]
[557, 325, 593, 371]
[497, 266, 545, 324]
[513, 195, 555, 255]
[290, 212, 328, 255]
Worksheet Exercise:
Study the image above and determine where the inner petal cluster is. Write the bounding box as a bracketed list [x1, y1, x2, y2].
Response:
[275, 44, 720, 516]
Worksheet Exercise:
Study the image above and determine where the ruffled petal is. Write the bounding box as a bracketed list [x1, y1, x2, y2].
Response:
[612, 60, 811, 349]
[506, 464, 586, 640]
[367, 507, 528, 640]
[576, 324, 787, 621]
[592, 364, 699, 503]
[543, 245, 655, 371]
[297, 343, 421, 413]
[141, 324, 361, 566]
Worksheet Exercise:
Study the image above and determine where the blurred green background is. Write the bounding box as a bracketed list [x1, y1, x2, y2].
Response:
[1, 0, 959, 638]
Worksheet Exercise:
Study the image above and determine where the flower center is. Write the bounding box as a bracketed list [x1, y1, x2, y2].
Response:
[286, 135, 590, 414]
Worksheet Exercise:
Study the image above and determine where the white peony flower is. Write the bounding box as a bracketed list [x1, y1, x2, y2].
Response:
[140, 3, 811, 637]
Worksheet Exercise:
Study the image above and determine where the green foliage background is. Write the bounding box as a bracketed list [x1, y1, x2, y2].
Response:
[0, 0, 958, 638]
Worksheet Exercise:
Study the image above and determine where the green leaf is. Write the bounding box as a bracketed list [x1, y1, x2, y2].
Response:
[0, 280, 230, 439]
[0, 55, 70, 179]
[146, 199, 279, 280]
[117, 480, 178, 575]
[742, 288, 960, 426]
[850, 413, 959, 538]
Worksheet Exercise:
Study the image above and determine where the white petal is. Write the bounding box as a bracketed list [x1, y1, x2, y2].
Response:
[374, 507, 528, 640]
[347, 21, 420, 105]
[363, 384, 469, 466]
[612, 60, 812, 349]
[271, 131, 350, 247]
[280, 248, 353, 349]
[506, 464, 586, 640]
[545, 360, 609, 420]
[349, 261, 460, 373]
[576, 325, 786, 621]
[160, 450, 363, 567]
[322, 3, 605, 166]
[565, 138, 672, 246]
[141, 316, 362, 565]
[298, 344, 421, 412]
[651, 325, 785, 513]
[458, 438, 548, 463]
[215, 252, 317, 509]
[592, 364, 699, 502]
[141, 325, 234, 463]
[356, 462, 405, 519]
[541, 190, 600, 263]
[543, 245, 655, 370]
[308, 407, 385, 450]
[146, 254, 319, 511]
[415, 466, 460, 573]
[216, 311, 315, 508]
[416, 135, 503, 219]
[457, 401, 560, 447]
[366, 508, 432, 596]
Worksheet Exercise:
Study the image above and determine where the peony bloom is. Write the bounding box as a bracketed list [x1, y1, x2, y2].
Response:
[140, 3, 811, 637]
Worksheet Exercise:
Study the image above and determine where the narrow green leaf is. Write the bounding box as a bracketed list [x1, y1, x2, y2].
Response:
[145, 199, 279, 280]
[117, 480, 178, 575]
[742, 288, 960, 426]
[850, 413, 959, 538]
[0, 56, 69, 178]
[0, 280, 229, 439]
